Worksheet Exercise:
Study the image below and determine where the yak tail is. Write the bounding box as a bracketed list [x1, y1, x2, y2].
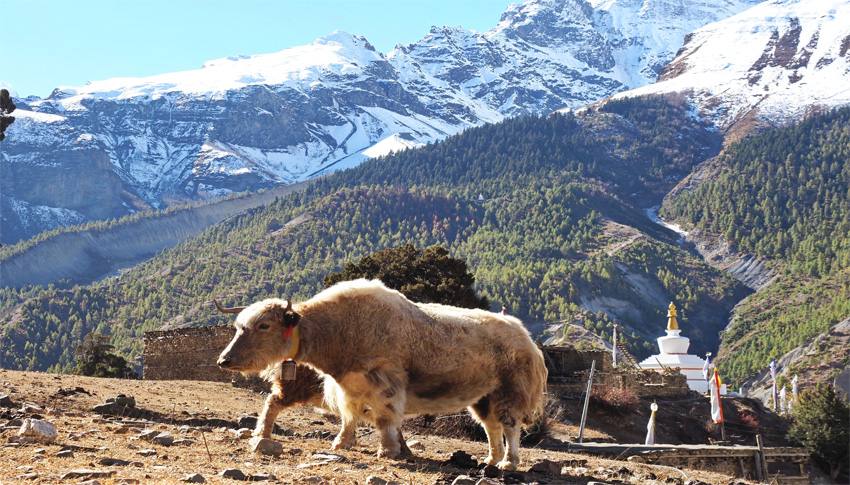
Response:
[523, 345, 549, 427]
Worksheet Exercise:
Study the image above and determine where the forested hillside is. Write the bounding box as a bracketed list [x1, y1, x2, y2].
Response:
[0, 97, 746, 372]
[662, 107, 850, 385]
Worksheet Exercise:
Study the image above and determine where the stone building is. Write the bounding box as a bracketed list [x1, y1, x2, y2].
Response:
[143, 325, 234, 382]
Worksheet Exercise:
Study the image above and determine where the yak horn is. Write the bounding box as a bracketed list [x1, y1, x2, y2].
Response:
[213, 300, 246, 314]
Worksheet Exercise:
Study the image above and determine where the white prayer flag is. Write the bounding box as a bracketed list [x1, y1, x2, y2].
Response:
[702, 355, 711, 381]
[710, 369, 724, 424]
[780, 386, 788, 413]
[645, 402, 658, 445]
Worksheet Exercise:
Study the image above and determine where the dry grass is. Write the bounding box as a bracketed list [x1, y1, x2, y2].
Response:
[0, 370, 744, 484]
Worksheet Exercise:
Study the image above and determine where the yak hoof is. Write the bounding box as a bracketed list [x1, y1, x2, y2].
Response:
[496, 460, 518, 471]
[484, 455, 499, 466]
[377, 446, 402, 459]
[331, 436, 355, 450]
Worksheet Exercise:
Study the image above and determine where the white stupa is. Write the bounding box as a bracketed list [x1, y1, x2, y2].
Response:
[639, 302, 724, 394]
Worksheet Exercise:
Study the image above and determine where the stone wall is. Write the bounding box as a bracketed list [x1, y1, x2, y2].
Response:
[142, 332, 687, 399]
[143, 325, 234, 382]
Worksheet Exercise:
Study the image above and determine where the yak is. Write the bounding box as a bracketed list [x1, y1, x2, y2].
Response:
[216, 279, 547, 470]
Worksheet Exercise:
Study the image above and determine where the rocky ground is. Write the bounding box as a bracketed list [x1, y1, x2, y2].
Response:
[0, 370, 751, 484]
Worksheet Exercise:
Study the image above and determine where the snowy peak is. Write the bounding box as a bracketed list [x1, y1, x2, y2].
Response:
[621, 0, 850, 129]
[48, 31, 386, 105]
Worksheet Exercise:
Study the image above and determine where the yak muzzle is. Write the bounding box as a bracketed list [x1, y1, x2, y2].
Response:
[217, 356, 234, 369]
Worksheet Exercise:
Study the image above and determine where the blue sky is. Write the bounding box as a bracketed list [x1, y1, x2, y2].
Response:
[4, 0, 514, 98]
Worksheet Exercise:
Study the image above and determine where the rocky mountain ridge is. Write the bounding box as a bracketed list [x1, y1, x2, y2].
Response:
[619, 0, 850, 132]
[1, 0, 760, 244]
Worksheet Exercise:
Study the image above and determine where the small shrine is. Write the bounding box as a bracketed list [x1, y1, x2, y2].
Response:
[639, 302, 724, 394]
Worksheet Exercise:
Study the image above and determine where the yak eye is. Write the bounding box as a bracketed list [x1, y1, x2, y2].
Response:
[257, 323, 271, 331]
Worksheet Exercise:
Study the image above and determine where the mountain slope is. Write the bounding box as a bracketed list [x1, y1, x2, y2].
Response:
[1, 0, 758, 243]
[0, 98, 747, 372]
[660, 107, 850, 387]
[620, 0, 850, 131]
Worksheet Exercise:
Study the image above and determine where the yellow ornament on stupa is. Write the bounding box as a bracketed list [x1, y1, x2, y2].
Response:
[667, 302, 679, 331]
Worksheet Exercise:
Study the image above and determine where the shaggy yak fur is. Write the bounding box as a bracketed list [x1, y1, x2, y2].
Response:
[217, 279, 547, 470]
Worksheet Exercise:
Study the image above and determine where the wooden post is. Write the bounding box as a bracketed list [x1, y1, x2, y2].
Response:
[720, 420, 727, 441]
[756, 434, 769, 481]
[578, 359, 596, 444]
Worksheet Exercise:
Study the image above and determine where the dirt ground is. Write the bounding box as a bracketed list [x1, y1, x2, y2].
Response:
[0, 370, 749, 484]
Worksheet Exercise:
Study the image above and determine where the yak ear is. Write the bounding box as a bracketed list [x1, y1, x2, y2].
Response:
[274, 300, 300, 327]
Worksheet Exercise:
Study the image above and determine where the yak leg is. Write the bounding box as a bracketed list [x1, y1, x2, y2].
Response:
[364, 367, 406, 459]
[254, 393, 284, 438]
[331, 404, 358, 450]
[375, 408, 404, 459]
[468, 396, 504, 466]
[497, 424, 521, 471]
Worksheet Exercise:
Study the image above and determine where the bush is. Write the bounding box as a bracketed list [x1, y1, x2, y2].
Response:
[324, 243, 489, 309]
[74, 333, 137, 379]
[787, 384, 849, 480]
[591, 385, 639, 413]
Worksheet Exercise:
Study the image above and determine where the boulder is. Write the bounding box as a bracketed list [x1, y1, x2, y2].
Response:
[17, 419, 57, 444]
[0, 394, 17, 408]
[406, 439, 425, 451]
[446, 450, 478, 469]
[450, 476, 476, 485]
[249, 436, 283, 457]
[528, 459, 563, 476]
[60, 469, 116, 480]
[220, 468, 247, 481]
[181, 473, 206, 483]
[152, 432, 174, 446]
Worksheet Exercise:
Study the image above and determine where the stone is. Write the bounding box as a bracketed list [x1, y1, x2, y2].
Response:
[299, 477, 328, 484]
[16, 473, 39, 480]
[181, 473, 206, 483]
[366, 477, 387, 485]
[406, 439, 425, 451]
[17, 418, 57, 444]
[60, 469, 116, 480]
[0, 394, 17, 408]
[311, 452, 345, 463]
[446, 450, 478, 469]
[138, 449, 157, 456]
[98, 457, 133, 466]
[450, 476, 477, 485]
[173, 438, 195, 446]
[152, 432, 174, 446]
[238, 415, 258, 429]
[528, 459, 563, 476]
[20, 403, 43, 413]
[139, 429, 159, 441]
[481, 465, 500, 478]
[249, 436, 283, 457]
[106, 394, 136, 408]
[56, 449, 74, 458]
[249, 473, 274, 481]
[232, 428, 253, 439]
[220, 468, 247, 480]
[475, 480, 501, 485]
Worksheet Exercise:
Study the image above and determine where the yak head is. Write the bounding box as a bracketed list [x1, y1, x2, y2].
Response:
[215, 298, 301, 373]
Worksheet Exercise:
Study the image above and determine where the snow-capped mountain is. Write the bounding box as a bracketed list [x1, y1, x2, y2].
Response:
[1, 0, 759, 243]
[619, 0, 850, 129]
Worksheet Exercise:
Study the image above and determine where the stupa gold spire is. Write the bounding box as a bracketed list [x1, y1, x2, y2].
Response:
[667, 302, 679, 331]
